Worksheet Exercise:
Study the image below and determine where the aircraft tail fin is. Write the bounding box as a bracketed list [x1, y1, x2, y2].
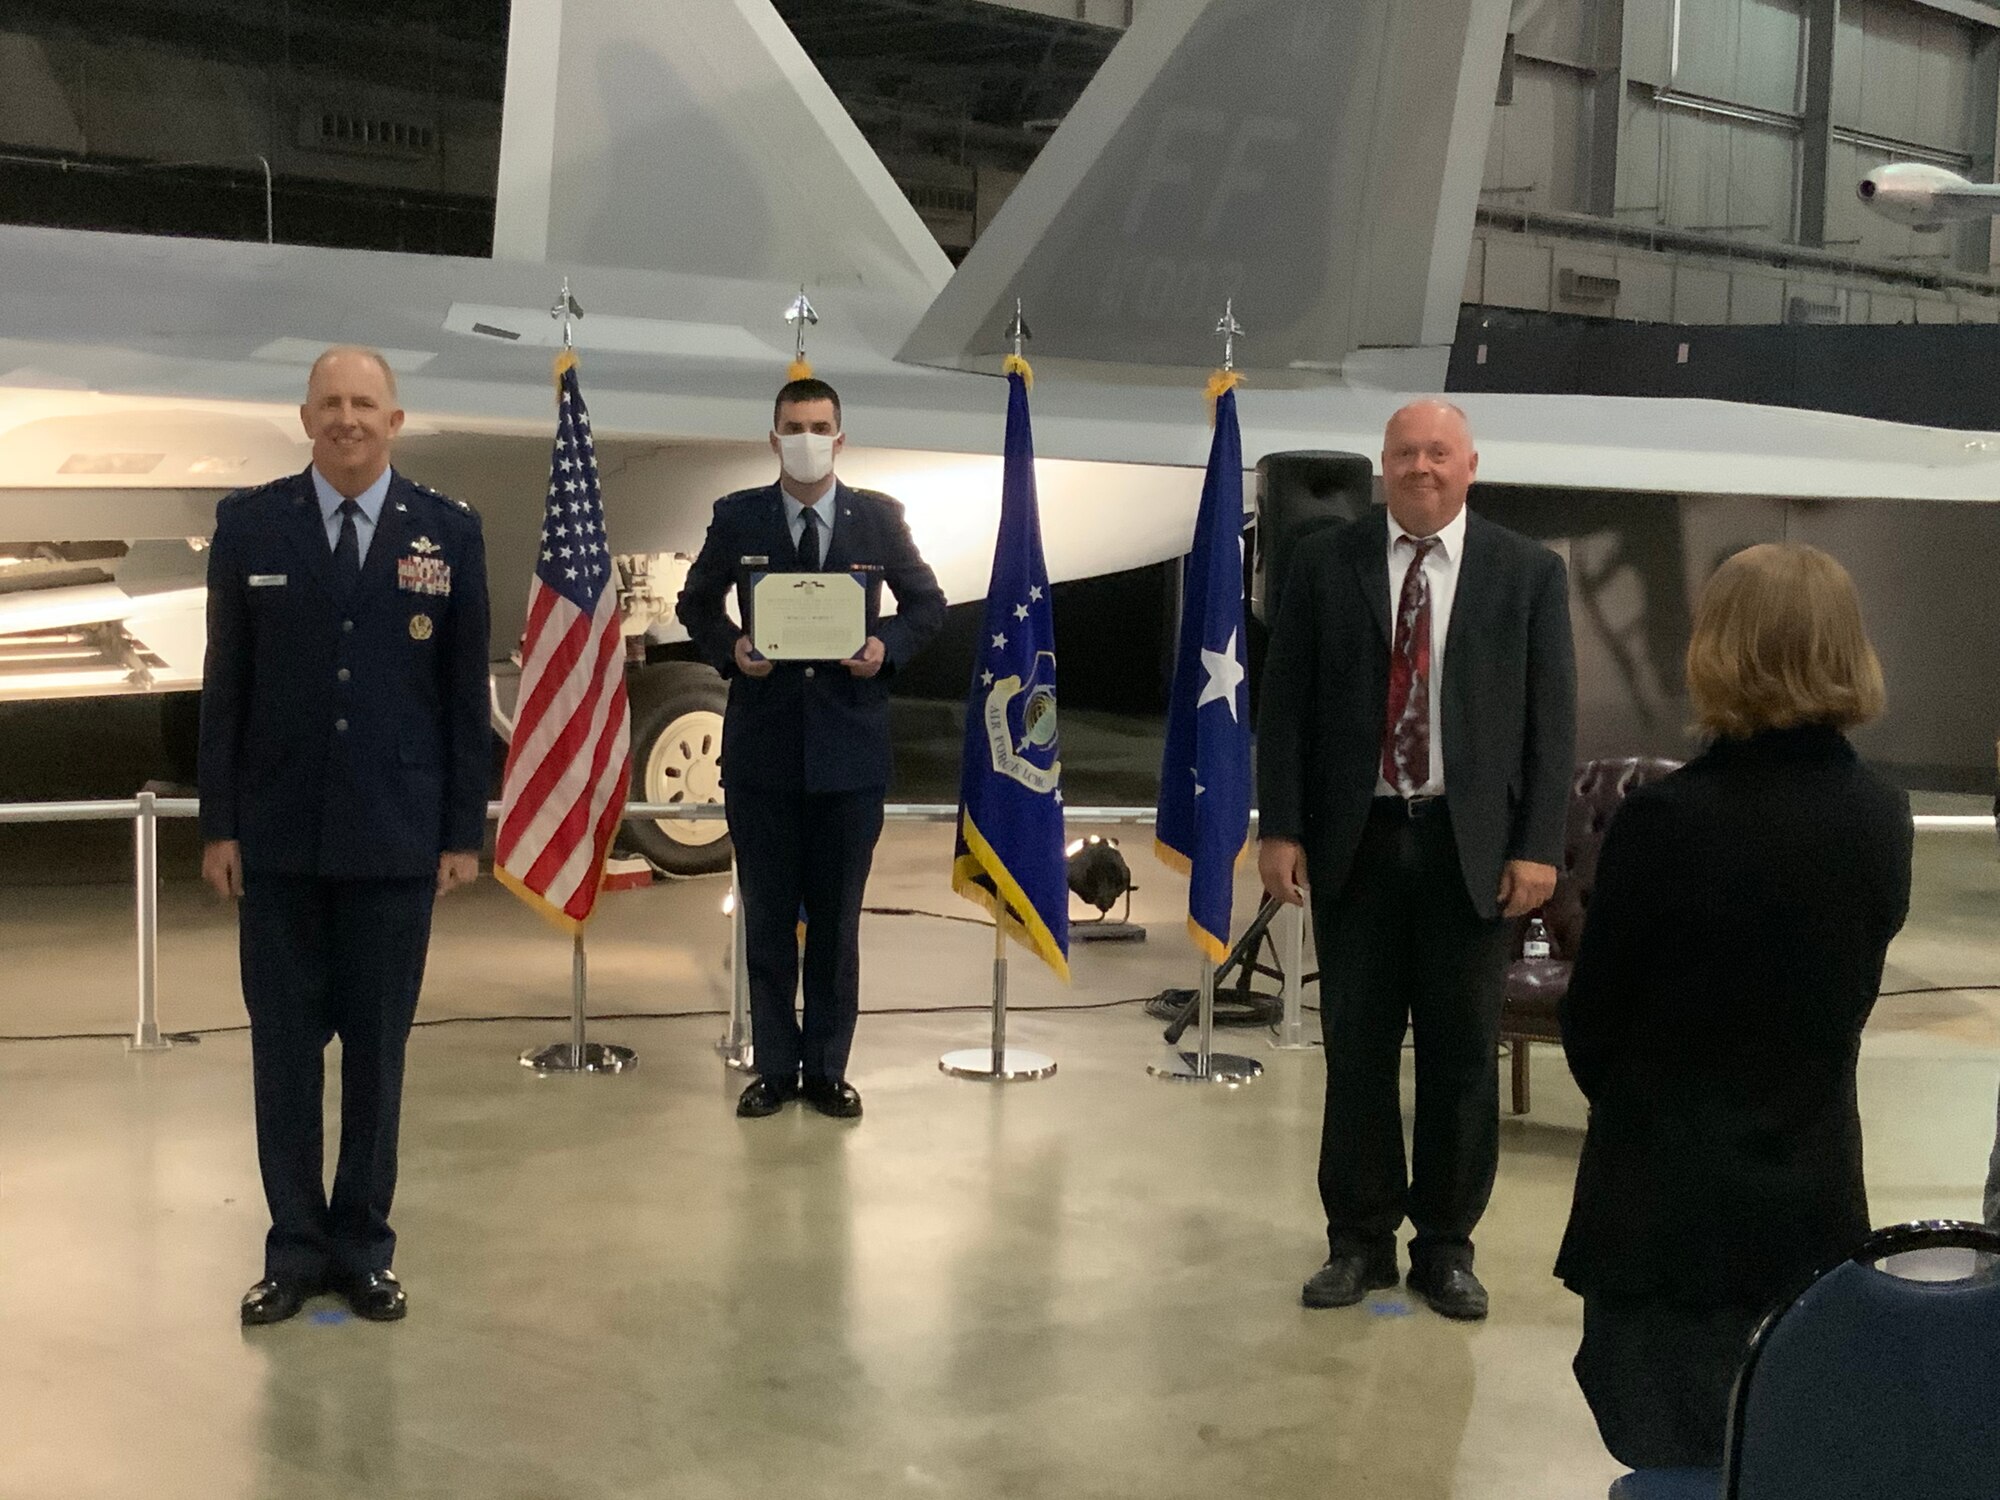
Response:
[898, 0, 1508, 379]
[493, 0, 951, 307]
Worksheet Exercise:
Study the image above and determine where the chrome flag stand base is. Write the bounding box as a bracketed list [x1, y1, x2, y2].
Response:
[522, 932, 638, 1075]
[1149, 962, 1262, 1086]
[522, 1041, 638, 1074]
[941, 1046, 1057, 1082]
[939, 923, 1057, 1083]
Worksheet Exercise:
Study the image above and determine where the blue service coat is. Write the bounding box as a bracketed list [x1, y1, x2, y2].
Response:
[675, 481, 946, 793]
[197, 468, 492, 879]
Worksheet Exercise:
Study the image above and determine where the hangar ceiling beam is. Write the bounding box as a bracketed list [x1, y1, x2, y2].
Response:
[1585, 0, 1625, 219]
[1968, 27, 2000, 271]
[1799, 0, 1839, 249]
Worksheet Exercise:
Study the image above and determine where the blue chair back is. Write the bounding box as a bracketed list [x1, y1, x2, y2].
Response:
[1725, 1221, 2000, 1500]
[1608, 1467, 1720, 1499]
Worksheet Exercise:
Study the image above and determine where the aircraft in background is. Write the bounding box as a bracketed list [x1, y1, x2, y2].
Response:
[1858, 163, 2000, 231]
[5, 0, 2000, 873]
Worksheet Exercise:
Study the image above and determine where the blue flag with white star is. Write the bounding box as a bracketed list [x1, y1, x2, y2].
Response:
[952, 365, 1069, 979]
[1155, 384, 1250, 963]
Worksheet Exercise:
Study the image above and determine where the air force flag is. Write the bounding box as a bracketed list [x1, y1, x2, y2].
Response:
[952, 364, 1070, 979]
[1155, 384, 1251, 963]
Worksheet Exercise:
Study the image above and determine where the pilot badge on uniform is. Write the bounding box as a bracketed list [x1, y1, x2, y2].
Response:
[409, 613, 434, 641]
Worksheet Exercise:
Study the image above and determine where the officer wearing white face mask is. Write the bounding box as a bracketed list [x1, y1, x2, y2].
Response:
[677, 378, 947, 1121]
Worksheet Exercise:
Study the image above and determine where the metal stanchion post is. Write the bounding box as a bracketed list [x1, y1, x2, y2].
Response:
[940, 919, 1056, 1081]
[716, 861, 753, 1071]
[127, 791, 171, 1053]
[521, 929, 636, 1074]
[1151, 960, 1262, 1085]
[1271, 900, 1318, 1051]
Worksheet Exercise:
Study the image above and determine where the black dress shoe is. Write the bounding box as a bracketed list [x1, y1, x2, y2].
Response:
[802, 1076, 863, 1119]
[339, 1269, 408, 1322]
[1406, 1262, 1489, 1321]
[241, 1277, 319, 1326]
[1301, 1249, 1399, 1309]
[736, 1076, 799, 1117]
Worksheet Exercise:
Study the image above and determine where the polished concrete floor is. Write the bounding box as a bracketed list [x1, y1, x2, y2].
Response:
[2, 700, 1998, 1498]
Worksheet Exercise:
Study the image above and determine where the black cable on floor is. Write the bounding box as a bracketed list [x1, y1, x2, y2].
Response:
[0, 995, 1166, 1045]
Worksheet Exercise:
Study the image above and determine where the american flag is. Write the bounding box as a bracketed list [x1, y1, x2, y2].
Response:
[494, 355, 632, 930]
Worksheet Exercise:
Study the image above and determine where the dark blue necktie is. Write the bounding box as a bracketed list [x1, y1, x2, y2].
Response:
[333, 498, 362, 594]
[796, 506, 821, 571]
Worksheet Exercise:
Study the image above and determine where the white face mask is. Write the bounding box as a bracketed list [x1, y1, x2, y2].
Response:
[776, 432, 837, 485]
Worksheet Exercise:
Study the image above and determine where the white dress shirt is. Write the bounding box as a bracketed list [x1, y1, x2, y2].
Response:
[1374, 504, 1468, 797]
[311, 465, 392, 566]
[781, 485, 838, 560]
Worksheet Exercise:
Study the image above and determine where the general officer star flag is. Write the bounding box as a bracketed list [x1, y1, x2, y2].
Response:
[952, 360, 1070, 979]
[495, 353, 633, 931]
[1155, 380, 1250, 963]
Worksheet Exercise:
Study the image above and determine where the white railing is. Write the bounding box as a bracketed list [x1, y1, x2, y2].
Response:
[0, 799, 1988, 1053]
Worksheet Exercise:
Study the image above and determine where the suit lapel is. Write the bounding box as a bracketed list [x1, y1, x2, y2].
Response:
[281, 469, 337, 598]
[1347, 509, 1392, 645]
[1442, 508, 1488, 669]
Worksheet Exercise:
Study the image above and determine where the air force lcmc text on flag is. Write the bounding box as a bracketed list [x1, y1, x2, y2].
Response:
[951, 363, 1070, 979]
[1155, 382, 1251, 963]
[494, 353, 632, 931]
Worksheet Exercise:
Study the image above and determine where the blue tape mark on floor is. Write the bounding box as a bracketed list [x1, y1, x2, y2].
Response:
[1367, 1296, 1415, 1317]
[309, 1309, 349, 1325]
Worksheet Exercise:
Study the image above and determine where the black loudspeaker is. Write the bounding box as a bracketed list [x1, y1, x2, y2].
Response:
[1252, 451, 1374, 624]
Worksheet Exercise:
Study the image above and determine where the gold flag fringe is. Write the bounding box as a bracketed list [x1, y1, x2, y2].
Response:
[1205, 367, 1244, 422]
[1003, 353, 1034, 391]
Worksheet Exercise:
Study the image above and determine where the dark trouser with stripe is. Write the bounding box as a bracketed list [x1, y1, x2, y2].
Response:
[727, 786, 885, 1085]
[239, 873, 435, 1284]
[1309, 799, 1513, 1269]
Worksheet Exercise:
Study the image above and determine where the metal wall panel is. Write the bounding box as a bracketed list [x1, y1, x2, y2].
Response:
[1674, 263, 1735, 321]
[1482, 234, 1555, 309]
[1483, 62, 1594, 212]
[1624, 0, 1675, 86]
[1674, 0, 1804, 112]
[1844, 0, 1977, 148]
[1731, 270, 1788, 320]
[1514, 0, 1597, 67]
[1617, 251, 1677, 319]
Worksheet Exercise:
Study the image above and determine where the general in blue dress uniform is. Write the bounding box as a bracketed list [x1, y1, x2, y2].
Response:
[676, 378, 946, 1120]
[198, 347, 490, 1325]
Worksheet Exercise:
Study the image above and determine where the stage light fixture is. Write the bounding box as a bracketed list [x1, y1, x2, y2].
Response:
[1066, 835, 1141, 940]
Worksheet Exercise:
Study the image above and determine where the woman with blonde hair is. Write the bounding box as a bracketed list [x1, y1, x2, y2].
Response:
[1555, 543, 1913, 1473]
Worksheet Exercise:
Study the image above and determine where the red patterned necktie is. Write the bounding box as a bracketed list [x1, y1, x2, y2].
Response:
[1381, 534, 1441, 795]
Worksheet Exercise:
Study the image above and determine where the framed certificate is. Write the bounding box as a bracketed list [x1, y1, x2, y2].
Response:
[749, 570, 868, 661]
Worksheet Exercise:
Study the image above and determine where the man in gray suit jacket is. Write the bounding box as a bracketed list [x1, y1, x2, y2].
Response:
[1257, 400, 1576, 1320]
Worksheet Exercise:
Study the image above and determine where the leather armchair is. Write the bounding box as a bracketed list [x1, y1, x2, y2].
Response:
[1502, 756, 1682, 1114]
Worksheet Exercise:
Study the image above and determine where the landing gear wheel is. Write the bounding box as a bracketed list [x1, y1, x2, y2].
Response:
[623, 665, 731, 876]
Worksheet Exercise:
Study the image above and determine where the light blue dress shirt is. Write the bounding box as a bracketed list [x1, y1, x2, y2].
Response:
[780, 486, 838, 561]
[311, 466, 393, 566]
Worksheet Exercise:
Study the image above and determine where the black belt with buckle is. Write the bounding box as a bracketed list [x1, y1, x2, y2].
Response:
[1374, 793, 1445, 819]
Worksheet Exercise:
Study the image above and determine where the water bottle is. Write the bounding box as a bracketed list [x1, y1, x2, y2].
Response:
[1523, 915, 1552, 962]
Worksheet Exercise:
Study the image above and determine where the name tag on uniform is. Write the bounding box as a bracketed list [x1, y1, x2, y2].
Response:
[739, 555, 770, 567]
[397, 555, 452, 596]
[248, 574, 287, 587]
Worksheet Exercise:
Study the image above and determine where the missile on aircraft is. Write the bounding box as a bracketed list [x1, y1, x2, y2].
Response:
[1857, 162, 2000, 230]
